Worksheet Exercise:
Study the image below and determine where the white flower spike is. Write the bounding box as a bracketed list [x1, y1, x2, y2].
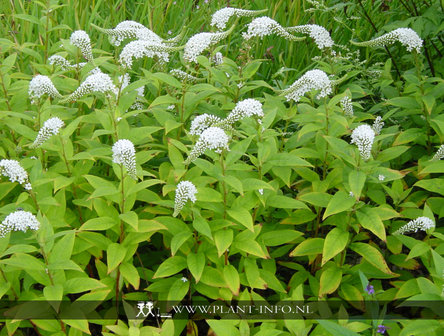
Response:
[431, 145, 444, 161]
[242, 17, 305, 42]
[282, 69, 332, 102]
[65, 72, 117, 101]
[119, 40, 181, 68]
[70, 30, 93, 61]
[184, 26, 235, 63]
[225, 99, 264, 124]
[350, 124, 375, 161]
[340, 95, 353, 117]
[211, 7, 267, 31]
[28, 75, 61, 104]
[0, 159, 32, 190]
[185, 127, 230, 164]
[112, 139, 137, 180]
[351, 28, 423, 52]
[285, 24, 334, 49]
[30, 117, 65, 148]
[372, 116, 384, 135]
[394, 216, 434, 235]
[0, 210, 40, 238]
[190, 114, 223, 136]
[173, 181, 198, 217]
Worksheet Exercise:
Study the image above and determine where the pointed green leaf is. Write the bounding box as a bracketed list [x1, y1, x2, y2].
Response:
[323, 191, 355, 220]
[322, 228, 349, 266]
[107, 243, 126, 274]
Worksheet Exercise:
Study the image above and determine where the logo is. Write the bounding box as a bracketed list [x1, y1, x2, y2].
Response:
[136, 301, 171, 318]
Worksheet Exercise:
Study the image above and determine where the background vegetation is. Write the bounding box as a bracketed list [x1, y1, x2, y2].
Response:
[0, 0, 443, 335]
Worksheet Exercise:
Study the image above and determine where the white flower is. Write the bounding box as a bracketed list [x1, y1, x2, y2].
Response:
[70, 30, 93, 61]
[211, 7, 267, 30]
[173, 181, 198, 217]
[170, 69, 200, 83]
[0, 159, 31, 190]
[130, 86, 145, 110]
[48, 55, 71, 70]
[258, 188, 264, 195]
[394, 216, 434, 235]
[282, 69, 332, 102]
[167, 105, 175, 111]
[225, 98, 264, 124]
[0, 211, 40, 237]
[431, 145, 444, 161]
[242, 17, 305, 42]
[190, 114, 223, 136]
[185, 127, 230, 164]
[180, 277, 188, 282]
[350, 125, 375, 161]
[352, 28, 423, 52]
[340, 95, 353, 117]
[30, 117, 64, 148]
[285, 24, 334, 49]
[184, 28, 234, 63]
[119, 40, 174, 68]
[372, 116, 384, 135]
[94, 21, 158, 46]
[65, 72, 117, 101]
[28, 75, 61, 104]
[213, 52, 223, 65]
[378, 174, 385, 181]
[112, 139, 137, 180]
[349, 191, 354, 197]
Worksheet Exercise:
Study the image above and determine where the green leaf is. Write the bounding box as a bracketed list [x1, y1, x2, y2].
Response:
[317, 320, 361, 336]
[0, 253, 45, 271]
[196, 188, 223, 202]
[167, 278, 189, 302]
[214, 229, 233, 257]
[227, 207, 253, 231]
[187, 252, 205, 283]
[119, 212, 139, 231]
[267, 195, 308, 210]
[348, 170, 366, 200]
[223, 265, 240, 295]
[356, 207, 386, 242]
[153, 256, 187, 278]
[192, 213, 212, 239]
[261, 230, 303, 246]
[171, 231, 192, 256]
[350, 243, 397, 276]
[290, 238, 324, 257]
[107, 243, 127, 274]
[80, 217, 117, 231]
[43, 284, 63, 312]
[376, 146, 409, 162]
[319, 264, 342, 298]
[63, 277, 106, 294]
[322, 228, 349, 266]
[120, 262, 140, 290]
[207, 320, 240, 336]
[323, 191, 355, 220]
[298, 192, 332, 208]
[414, 178, 444, 196]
